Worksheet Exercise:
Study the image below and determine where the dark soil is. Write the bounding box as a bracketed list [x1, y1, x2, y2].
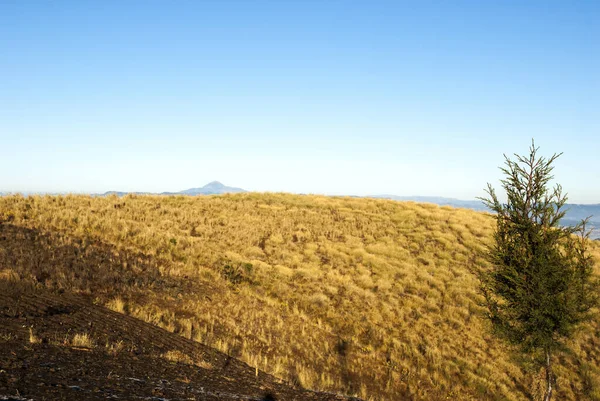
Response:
[0, 283, 359, 401]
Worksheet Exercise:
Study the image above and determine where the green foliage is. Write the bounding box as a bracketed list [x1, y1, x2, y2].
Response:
[480, 141, 598, 399]
[221, 261, 254, 285]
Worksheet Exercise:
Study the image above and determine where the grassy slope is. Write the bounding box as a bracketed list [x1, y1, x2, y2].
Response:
[0, 193, 599, 400]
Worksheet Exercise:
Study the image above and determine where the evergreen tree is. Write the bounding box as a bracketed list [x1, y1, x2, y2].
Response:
[479, 142, 598, 401]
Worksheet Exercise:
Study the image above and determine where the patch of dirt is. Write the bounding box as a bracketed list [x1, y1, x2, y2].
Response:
[0, 283, 359, 401]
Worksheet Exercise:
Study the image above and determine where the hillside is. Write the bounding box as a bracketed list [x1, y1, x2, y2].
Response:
[1, 193, 599, 400]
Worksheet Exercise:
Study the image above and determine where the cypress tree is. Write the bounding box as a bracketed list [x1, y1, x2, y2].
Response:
[479, 141, 598, 401]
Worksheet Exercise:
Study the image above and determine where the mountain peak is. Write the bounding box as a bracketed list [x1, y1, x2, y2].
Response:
[203, 181, 225, 189]
[176, 181, 246, 195]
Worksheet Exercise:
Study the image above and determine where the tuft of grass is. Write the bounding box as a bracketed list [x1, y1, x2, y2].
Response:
[162, 349, 212, 369]
[71, 333, 95, 348]
[162, 349, 194, 364]
[106, 297, 126, 313]
[0, 332, 17, 341]
[28, 327, 41, 344]
[106, 339, 125, 355]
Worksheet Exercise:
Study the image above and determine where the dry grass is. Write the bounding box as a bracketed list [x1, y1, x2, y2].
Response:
[106, 339, 125, 355]
[0, 192, 599, 400]
[106, 297, 126, 313]
[29, 327, 41, 344]
[161, 349, 212, 369]
[71, 333, 95, 348]
[162, 349, 195, 364]
[48, 332, 97, 349]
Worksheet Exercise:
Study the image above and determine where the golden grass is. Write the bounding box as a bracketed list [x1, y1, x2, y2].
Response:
[106, 297, 126, 313]
[1, 192, 599, 400]
[48, 332, 97, 349]
[162, 349, 212, 369]
[29, 327, 41, 344]
[70, 333, 95, 348]
[162, 349, 194, 364]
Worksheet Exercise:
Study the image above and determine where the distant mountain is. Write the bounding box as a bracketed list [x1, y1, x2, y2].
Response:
[560, 205, 600, 240]
[373, 195, 600, 239]
[560, 203, 600, 223]
[102, 182, 247, 197]
[163, 181, 246, 196]
[102, 191, 151, 197]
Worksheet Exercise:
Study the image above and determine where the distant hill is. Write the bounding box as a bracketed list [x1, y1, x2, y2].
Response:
[373, 195, 600, 239]
[102, 191, 151, 197]
[102, 181, 246, 197]
[162, 181, 246, 195]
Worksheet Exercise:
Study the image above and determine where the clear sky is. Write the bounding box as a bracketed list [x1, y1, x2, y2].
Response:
[1, 1, 598, 202]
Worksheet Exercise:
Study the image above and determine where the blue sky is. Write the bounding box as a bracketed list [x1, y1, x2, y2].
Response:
[1, 1, 598, 202]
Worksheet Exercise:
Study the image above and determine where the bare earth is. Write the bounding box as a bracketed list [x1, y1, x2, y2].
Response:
[0, 285, 360, 401]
